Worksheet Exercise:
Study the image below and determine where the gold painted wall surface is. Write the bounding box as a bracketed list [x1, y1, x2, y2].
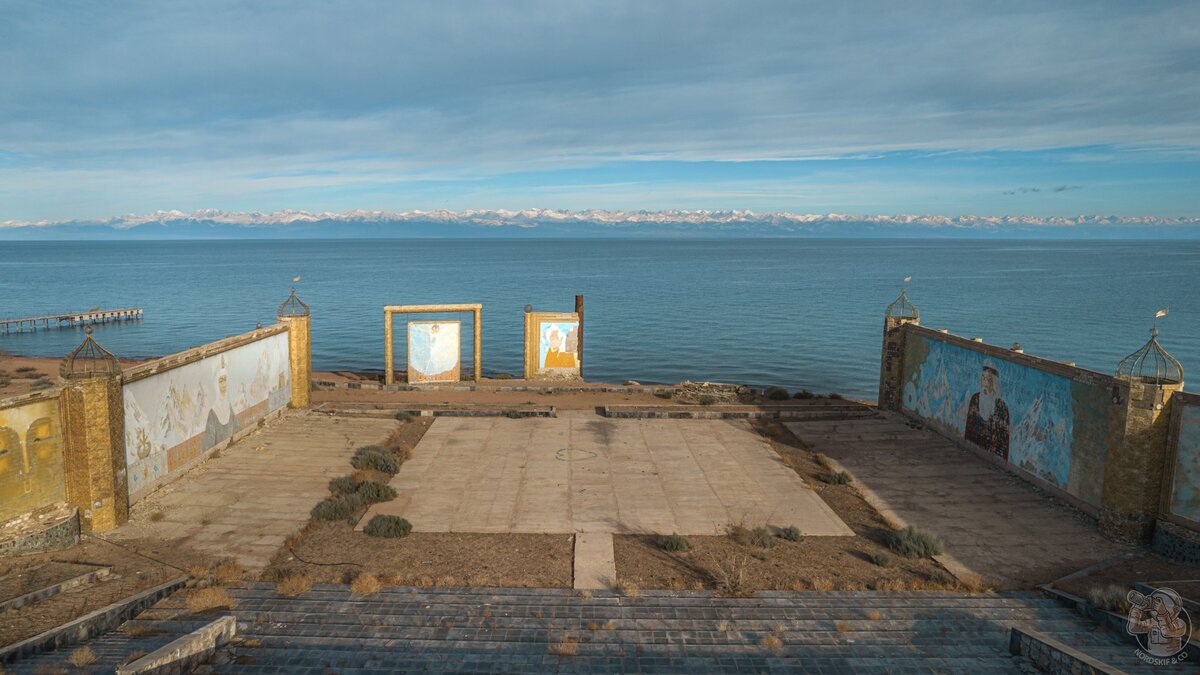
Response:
[0, 396, 66, 523]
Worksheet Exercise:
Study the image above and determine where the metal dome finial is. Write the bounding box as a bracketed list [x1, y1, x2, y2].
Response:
[885, 282, 919, 320]
[60, 325, 121, 379]
[1116, 314, 1183, 386]
[277, 286, 309, 317]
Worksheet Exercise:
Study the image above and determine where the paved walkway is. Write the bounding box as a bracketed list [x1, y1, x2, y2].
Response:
[364, 417, 852, 536]
[106, 412, 397, 570]
[16, 584, 1162, 673]
[785, 416, 1128, 590]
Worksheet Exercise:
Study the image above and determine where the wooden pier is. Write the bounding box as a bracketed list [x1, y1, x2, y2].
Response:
[1, 308, 143, 334]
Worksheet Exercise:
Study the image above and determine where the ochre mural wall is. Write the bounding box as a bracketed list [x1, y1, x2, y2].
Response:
[900, 331, 1111, 508]
[123, 331, 291, 501]
[0, 396, 65, 523]
[1169, 402, 1200, 524]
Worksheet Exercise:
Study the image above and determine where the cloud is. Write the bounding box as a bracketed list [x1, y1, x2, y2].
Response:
[0, 1, 1197, 219]
[1004, 185, 1084, 195]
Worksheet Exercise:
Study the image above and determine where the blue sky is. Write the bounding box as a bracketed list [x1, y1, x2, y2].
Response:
[1, 1, 1198, 222]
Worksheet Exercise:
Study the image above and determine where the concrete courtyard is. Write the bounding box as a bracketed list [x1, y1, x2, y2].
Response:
[362, 416, 853, 536]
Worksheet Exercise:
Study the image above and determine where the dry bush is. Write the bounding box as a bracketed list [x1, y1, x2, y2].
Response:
[789, 580, 808, 591]
[149, 511, 166, 522]
[705, 553, 749, 594]
[837, 581, 865, 591]
[761, 634, 783, 654]
[276, 573, 313, 597]
[874, 579, 906, 592]
[213, 560, 245, 584]
[867, 610, 882, 621]
[351, 572, 383, 596]
[810, 577, 834, 591]
[587, 621, 600, 631]
[813, 453, 831, 468]
[547, 636, 579, 656]
[68, 646, 97, 667]
[467, 574, 489, 587]
[188, 563, 212, 578]
[382, 428, 414, 462]
[614, 580, 640, 598]
[1087, 584, 1132, 613]
[187, 587, 235, 613]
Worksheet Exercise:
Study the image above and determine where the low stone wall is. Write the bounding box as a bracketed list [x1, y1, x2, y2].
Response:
[1008, 626, 1125, 674]
[1152, 519, 1200, 566]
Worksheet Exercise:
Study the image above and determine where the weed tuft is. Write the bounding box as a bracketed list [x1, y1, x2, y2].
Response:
[656, 533, 691, 552]
[186, 587, 235, 613]
[276, 573, 313, 597]
[870, 552, 893, 568]
[779, 526, 802, 542]
[68, 646, 97, 667]
[351, 572, 383, 596]
[1087, 584, 1132, 614]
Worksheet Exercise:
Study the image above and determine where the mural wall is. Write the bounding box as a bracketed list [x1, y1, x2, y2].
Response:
[901, 333, 1110, 507]
[0, 397, 65, 523]
[123, 332, 290, 500]
[526, 313, 581, 379]
[407, 321, 460, 383]
[1169, 403, 1200, 524]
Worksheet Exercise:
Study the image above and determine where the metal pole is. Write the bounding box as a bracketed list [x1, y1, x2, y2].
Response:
[575, 294, 584, 379]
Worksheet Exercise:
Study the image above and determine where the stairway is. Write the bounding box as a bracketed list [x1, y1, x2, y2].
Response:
[13, 585, 1153, 673]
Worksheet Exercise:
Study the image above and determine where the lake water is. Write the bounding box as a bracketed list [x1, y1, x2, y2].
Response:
[1, 239, 1197, 399]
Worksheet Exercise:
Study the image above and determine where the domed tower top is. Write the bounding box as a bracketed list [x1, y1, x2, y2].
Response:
[885, 287, 919, 320]
[60, 326, 121, 379]
[277, 287, 309, 317]
[1116, 326, 1183, 386]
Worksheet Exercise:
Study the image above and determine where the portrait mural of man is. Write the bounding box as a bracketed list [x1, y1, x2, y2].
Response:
[964, 359, 1010, 460]
[541, 321, 580, 370]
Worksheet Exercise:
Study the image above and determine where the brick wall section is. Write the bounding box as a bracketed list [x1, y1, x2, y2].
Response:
[877, 315, 917, 409]
[59, 373, 128, 533]
[279, 314, 312, 409]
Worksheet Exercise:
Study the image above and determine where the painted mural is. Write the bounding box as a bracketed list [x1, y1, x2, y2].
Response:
[902, 336, 1075, 488]
[1169, 404, 1200, 524]
[123, 332, 290, 499]
[407, 321, 460, 383]
[537, 319, 581, 376]
[0, 398, 65, 523]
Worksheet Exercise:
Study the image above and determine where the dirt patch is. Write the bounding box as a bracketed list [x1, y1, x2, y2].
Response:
[613, 419, 957, 593]
[615, 534, 949, 593]
[0, 537, 179, 647]
[0, 355, 151, 397]
[1052, 551, 1200, 601]
[265, 521, 573, 588]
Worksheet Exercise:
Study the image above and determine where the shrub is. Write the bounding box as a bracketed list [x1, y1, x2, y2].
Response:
[828, 392, 844, 400]
[186, 587, 235, 613]
[276, 573, 313, 597]
[780, 526, 802, 542]
[698, 394, 717, 406]
[0, 375, 10, 387]
[212, 560, 245, 584]
[764, 387, 790, 401]
[506, 410, 524, 419]
[364, 514, 412, 538]
[887, 526, 944, 559]
[394, 412, 414, 423]
[352, 445, 399, 474]
[15, 366, 37, 374]
[748, 526, 775, 548]
[311, 494, 363, 521]
[870, 552, 893, 567]
[824, 471, 851, 485]
[654, 390, 674, 399]
[356, 481, 397, 504]
[30, 378, 54, 390]
[793, 389, 816, 399]
[494, 373, 514, 380]
[351, 572, 383, 596]
[656, 533, 691, 552]
[329, 475, 356, 495]
[1087, 584, 1132, 614]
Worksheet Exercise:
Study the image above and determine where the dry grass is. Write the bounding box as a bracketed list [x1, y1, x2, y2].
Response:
[547, 636, 580, 656]
[835, 621, 851, 632]
[761, 634, 783, 654]
[873, 579, 906, 592]
[149, 510, 166, 522]
[867, 610, 882, 621]
[614, 580, 640, 598]
[435, 575, 457, 587]
[276, 573, 313, 597]
[578, 590, 593, 600]
[810, 577, 834, 591]
[705, 552, 749, 594]
[351, 572, 383, 596]
[33, 664, 68, 675]
[68, 646, 97, 667]
[187, 563, 211, 578]
[212, 560, 245, 584]
[716, 620, 735, 633]
[240, 638, 262, 648]
[186, 587, 235, 613]
[119, 623, 161, 637]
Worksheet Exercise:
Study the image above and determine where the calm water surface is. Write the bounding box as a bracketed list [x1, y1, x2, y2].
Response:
[2, 239, 1197, 399]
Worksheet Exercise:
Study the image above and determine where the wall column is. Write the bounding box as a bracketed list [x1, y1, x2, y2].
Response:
[58, 329, 128, 533]
[277, 288, 312, 408]
[878, 289, 920, 410]
[1099, 380, 1182, 543]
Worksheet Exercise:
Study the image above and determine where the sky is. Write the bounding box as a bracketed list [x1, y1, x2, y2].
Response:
[1, 1, 1198, 223]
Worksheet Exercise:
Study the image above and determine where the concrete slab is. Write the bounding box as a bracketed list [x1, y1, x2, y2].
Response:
[572, 533, 616, 589]
[108, 412, 398, 570]
[364, 417, 852, 536]
[786, 416, 1128, 589]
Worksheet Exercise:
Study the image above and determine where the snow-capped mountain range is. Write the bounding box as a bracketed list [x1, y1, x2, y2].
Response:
[3, 209, 1198, 239]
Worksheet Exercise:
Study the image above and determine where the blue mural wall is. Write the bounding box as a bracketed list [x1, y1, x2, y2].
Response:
[1170, 403, 1200, 523]
[902, 336, 1075, 489]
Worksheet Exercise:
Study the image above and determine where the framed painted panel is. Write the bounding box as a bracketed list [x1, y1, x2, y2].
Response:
[524, 312, 581, 379]
[408, 320, 461, 383]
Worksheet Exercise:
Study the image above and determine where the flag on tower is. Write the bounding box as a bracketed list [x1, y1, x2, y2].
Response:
[1156, 308, 1169, 318]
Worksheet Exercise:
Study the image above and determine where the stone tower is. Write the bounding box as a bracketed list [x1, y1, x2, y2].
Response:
[277, 287, 312, 409]
[1100, 327, 1185, 543]
[878, 288, 920, 410]
[58, 327, 128, 533]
